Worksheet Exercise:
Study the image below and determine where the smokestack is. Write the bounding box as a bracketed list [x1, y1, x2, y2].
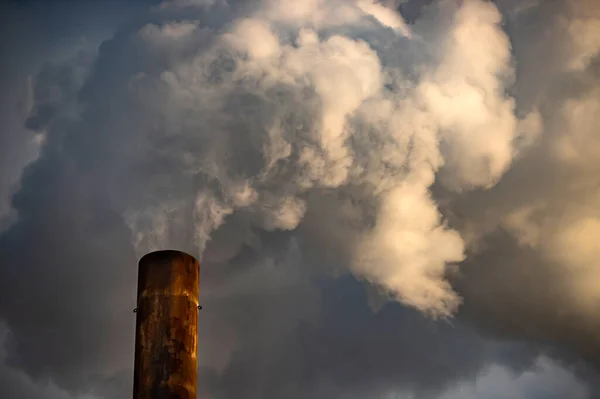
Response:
[133, 250, 200, 399]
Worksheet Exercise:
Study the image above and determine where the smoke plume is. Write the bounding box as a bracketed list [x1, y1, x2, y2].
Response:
[2, 0, 600, 397]
[60, 0, 536, 319]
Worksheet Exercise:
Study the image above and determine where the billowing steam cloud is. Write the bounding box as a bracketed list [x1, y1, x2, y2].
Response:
[53, 0, 536, 318]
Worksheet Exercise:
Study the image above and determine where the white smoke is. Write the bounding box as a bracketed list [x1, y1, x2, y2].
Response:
[94, 0, 541, 318]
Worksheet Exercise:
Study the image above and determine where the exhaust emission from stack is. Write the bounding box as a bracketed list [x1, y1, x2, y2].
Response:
[111, 0, 539, 318]
[0, 0, 600, 397]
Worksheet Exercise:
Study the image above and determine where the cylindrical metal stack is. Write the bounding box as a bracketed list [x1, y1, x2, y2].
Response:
[133, 250, 200, 399]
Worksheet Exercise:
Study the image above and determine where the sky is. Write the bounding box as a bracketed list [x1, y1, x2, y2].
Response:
[0, 0, 599, 398]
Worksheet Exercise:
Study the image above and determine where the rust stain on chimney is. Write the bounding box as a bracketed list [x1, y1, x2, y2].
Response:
[133, 250, 199, 399]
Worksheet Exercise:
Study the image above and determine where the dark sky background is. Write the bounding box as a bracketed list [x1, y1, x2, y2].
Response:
[1, 0, 600, 398]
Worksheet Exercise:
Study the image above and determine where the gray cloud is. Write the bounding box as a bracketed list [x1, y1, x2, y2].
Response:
[439, 356, 590, 399]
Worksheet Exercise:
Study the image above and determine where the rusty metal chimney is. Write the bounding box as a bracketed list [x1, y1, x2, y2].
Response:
[133, 250, 200, 399]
